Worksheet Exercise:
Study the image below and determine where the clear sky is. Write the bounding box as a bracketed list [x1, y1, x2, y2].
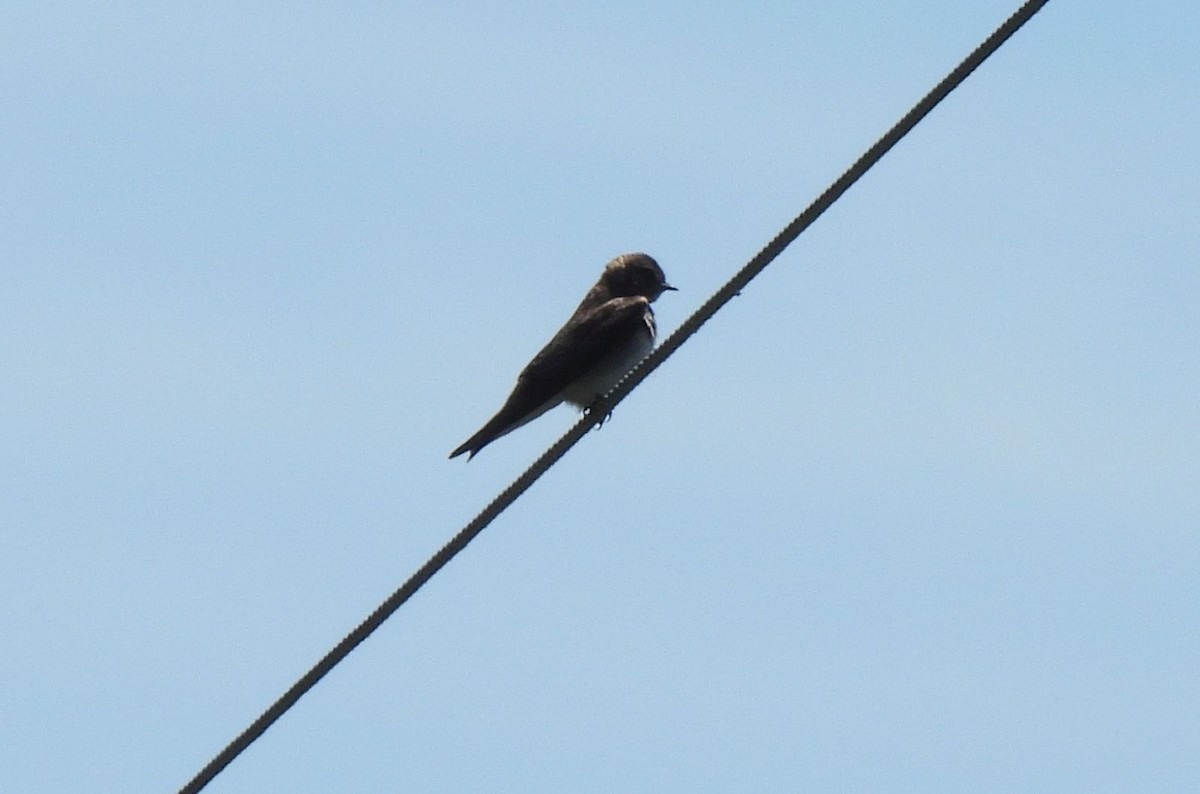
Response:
[3, 2, 1197, 792]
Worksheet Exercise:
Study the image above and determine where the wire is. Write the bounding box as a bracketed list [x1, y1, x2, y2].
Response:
[178, 1, 1052, 790]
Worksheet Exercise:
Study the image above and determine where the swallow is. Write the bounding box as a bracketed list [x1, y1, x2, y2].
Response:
[450, 252, 675, 460]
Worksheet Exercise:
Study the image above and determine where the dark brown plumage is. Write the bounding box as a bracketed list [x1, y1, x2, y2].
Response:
[450, 253, 675, 460]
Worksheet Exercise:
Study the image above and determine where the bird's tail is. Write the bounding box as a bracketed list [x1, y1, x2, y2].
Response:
[449, 396, 559, 460]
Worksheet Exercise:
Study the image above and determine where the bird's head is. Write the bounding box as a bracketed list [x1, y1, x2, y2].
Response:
[600, 253, 676, 302]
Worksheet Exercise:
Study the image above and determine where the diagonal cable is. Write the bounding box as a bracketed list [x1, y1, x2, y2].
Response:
[178, 1, 1052, 790]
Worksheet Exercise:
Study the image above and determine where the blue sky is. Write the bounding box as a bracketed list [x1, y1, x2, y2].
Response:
[3, 2, 1198, 792]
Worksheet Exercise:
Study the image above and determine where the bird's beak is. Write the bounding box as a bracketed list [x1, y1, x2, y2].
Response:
[662, 283, 678, 292]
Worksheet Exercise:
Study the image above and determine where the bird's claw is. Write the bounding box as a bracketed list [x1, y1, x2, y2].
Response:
[585, 402, 614, 430]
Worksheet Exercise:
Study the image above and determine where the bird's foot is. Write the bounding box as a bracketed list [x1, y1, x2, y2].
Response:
[584, 401, 614, 430]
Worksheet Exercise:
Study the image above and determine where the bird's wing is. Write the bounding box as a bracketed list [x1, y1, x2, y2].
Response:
[518, 295, 651, 394]
[449, 296, 650, 459]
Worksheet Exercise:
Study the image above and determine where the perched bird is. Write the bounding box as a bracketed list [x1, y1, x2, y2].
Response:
[450, 252, 675, 460]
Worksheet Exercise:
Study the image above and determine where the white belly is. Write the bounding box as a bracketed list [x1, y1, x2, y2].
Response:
[562, 327, 654, 408]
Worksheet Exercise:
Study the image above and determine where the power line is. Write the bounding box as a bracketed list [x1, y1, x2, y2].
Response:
[178, 1, 1052, 790]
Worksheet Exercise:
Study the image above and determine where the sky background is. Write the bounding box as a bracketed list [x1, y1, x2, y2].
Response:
[3, 2, 1198, 792]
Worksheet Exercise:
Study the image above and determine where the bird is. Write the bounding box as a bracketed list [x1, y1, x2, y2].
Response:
[450, 252, 675, 460]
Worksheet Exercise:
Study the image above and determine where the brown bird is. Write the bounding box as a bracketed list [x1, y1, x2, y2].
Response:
[450, 252, 675, 460]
